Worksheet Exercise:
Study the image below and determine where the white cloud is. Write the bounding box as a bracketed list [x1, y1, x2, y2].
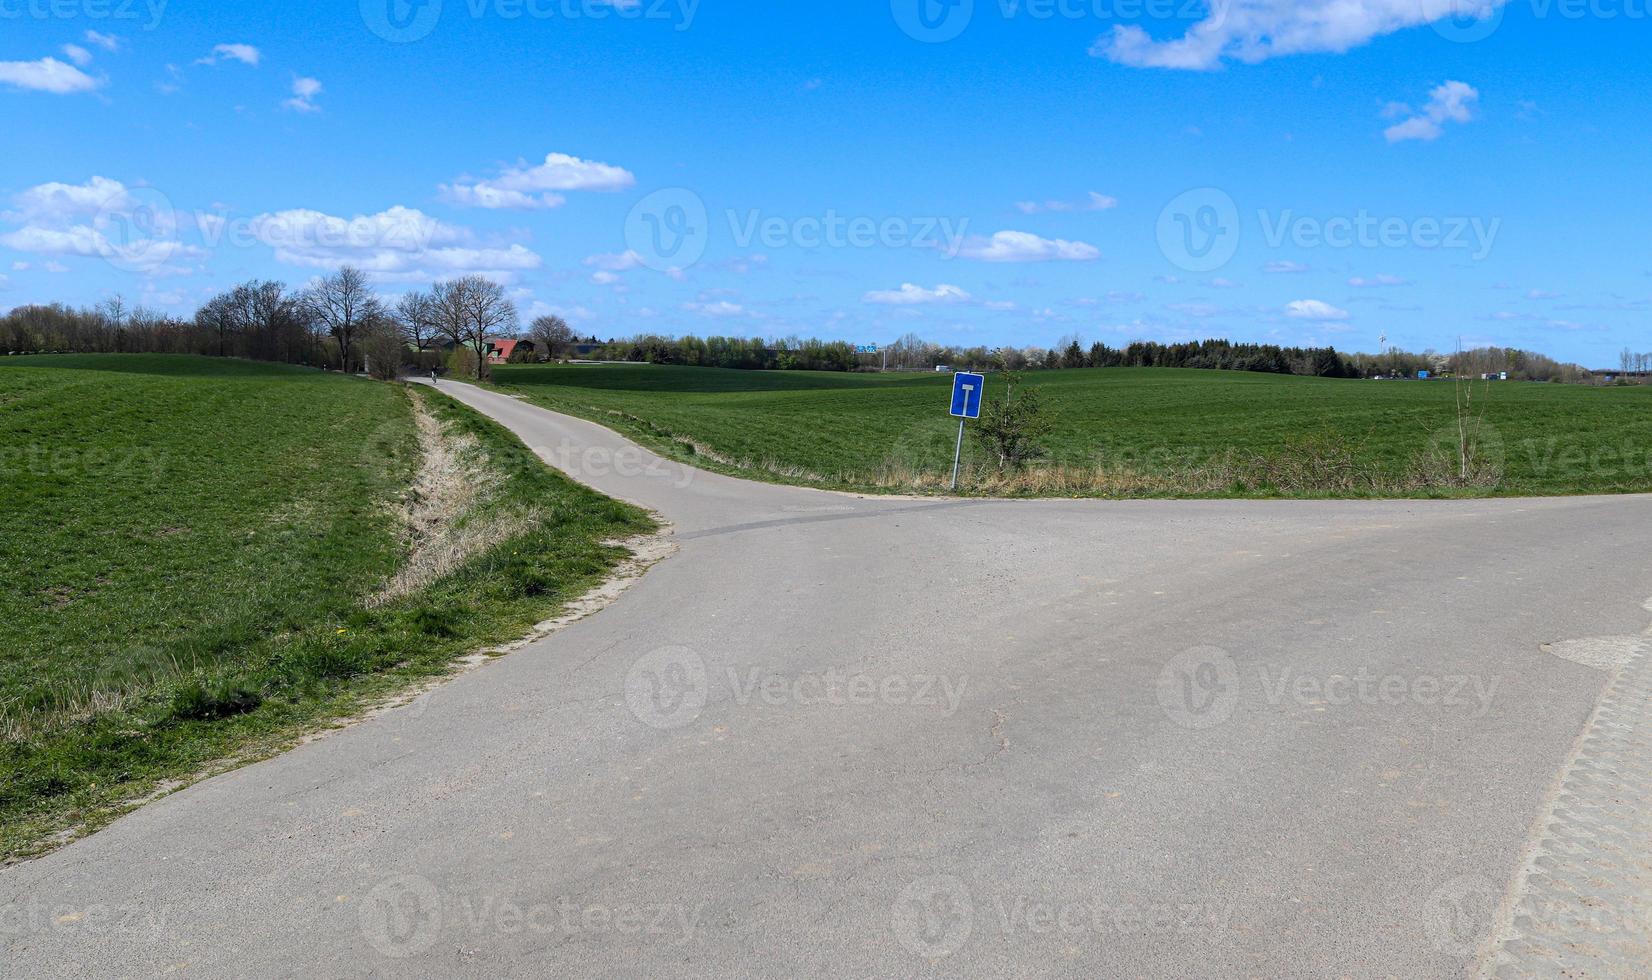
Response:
[862, 283, 971, 305]
[446, 185, 566, 210]
[442, 152, 636, 210]
[0, 177, 201, 272]
[4, 175, 132, 223]
[1348, 274, 1409, 287]
[283, 76, 323, 113]
[1285, 299, 1351, 321]
[1014, 192, 1118, 215]
[590, 270, 620, 285]
[2, 225, 108, 255]
[584, 250, 645, 272]
[155, 63, 183, 95]
[197, 44, 261, 67]
[247, 204, 541, 281]
[1207, 277, 1242, 288]
[0, 57, 100, 95]
[1384, 81, 1479, 143]
[1094, 1, 1510, 70]
[84, 31, 121, 53]
[683, 300, 744, 317]
[955, 230, 1100, 263]
[61, 45, 93, 68]
[1264, 260, 1309, 274]
[719, 253, 769, 275]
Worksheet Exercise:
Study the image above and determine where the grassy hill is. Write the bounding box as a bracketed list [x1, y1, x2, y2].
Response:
[1, 355, 650, 859]
[491, 364, 1652, 497]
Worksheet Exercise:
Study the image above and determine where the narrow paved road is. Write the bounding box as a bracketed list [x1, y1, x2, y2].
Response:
[5, 381, 1650, 978]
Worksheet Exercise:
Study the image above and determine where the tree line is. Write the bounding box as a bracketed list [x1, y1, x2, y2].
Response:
[0, 272, 1617, 384]
[574, 332, 1601, 383]
[0, 267, 525, 381]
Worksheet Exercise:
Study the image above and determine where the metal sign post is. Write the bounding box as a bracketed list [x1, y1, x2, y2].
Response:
[948, 372, 985, 491]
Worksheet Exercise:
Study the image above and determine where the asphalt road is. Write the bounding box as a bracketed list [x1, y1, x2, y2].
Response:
[5, 380, 1650, 978]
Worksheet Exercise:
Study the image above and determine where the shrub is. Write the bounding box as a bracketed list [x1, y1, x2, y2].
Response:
[446, 346, 479, 379]
[972, 371, 1054, 469]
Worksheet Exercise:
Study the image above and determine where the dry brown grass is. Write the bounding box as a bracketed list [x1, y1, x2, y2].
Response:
[588, 404, 1503, 498]
[862, 435, 1504, 497]
[369, 388, 539, 606]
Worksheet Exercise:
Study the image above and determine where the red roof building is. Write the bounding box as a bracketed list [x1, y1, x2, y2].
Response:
[486, 339, 530, 364]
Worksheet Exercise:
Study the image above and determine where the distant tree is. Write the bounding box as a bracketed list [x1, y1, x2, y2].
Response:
[305, 266, 380, 372]
[1062, 340, 1086, 369]
[432, 275, 517, 380]
[972, 370, 1054, 469]
[528, 313, 575, 361]
[393, 289, 442, 352]
[194, 293, 238, 358]
[99, 295, 127, 330]
[218, 280, 308, 364]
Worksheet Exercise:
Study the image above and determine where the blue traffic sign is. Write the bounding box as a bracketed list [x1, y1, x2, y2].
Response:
[950, 372, 985, 419]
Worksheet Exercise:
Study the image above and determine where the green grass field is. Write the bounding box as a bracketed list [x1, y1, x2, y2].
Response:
[1, 355, 651, 859]
[491, 364, 1652, 497]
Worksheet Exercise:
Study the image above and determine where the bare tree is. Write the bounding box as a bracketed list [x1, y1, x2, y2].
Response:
[431, 275, 518, 380]
[99, 295, 127, 329]
[245, 280, 308, 364]
[393, 289, 442, 352]
[528, 313, 574, 361]
[305, 266, 380, 372]
[431, 279, 467, 369]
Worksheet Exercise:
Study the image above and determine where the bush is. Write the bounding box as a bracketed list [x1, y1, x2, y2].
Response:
[360, 326, 409, 381]
[972, 371, 1054, 469]
[446, 346, 479, 379]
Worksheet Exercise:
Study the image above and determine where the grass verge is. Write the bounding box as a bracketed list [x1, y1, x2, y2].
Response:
[488, 363, 1652, 498]
[0, 356, 654, 862]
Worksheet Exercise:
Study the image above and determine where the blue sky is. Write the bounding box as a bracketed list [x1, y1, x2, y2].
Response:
[1, 0, 1648, 365]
